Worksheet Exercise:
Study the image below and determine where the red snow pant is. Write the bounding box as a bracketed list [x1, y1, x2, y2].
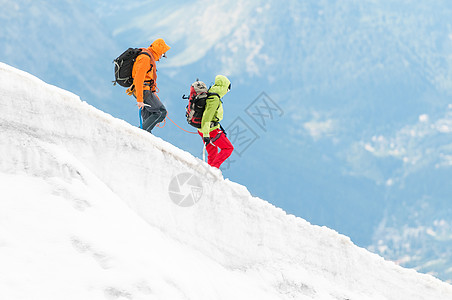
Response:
[198, 128, 234, 168]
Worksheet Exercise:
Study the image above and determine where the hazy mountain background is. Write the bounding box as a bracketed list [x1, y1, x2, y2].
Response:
[2, 0, 452, 282]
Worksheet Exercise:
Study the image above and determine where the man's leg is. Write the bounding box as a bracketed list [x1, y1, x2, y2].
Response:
[205, 143, 218, 166]
[198, 130, 218, 165]
[142, 110, 166, 133]
[155, 106, 167, 124]
[210, 132, 233, 168]
[142, 91, 167, 133]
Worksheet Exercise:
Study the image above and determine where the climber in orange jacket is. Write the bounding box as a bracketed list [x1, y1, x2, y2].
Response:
[129, 38, 171, 133]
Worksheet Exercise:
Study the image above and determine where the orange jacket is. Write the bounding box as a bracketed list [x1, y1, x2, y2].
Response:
[132, 39, 171, 102]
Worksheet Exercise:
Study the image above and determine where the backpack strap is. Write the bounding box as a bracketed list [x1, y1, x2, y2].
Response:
[138, 49, 154, 74]
[208, 93, 223, 109]
[138, 51, 152, 60]
[207, 92, 221, 100]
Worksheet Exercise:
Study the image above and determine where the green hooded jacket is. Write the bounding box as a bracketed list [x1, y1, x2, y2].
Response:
[199, 75, 231, 137]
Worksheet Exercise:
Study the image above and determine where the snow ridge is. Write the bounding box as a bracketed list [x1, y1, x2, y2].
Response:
[1, 62, 452, 299]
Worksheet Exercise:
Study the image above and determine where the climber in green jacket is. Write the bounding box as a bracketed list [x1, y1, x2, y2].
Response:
[198, 75, 234, 168]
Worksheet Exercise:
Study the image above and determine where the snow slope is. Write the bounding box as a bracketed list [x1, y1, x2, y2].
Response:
[1, 62, 452, 299]
[4, 0, 452, 280]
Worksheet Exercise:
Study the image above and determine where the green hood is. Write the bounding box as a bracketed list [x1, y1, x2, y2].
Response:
[208, 75, 230, 98]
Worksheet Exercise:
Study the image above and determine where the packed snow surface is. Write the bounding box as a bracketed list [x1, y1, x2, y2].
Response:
[1, 62, 452, 299]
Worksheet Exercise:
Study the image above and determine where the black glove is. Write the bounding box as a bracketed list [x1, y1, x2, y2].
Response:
[203, 137, 211, 145]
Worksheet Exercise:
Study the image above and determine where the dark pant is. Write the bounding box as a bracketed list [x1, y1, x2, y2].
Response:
[141, 90, 167, 133]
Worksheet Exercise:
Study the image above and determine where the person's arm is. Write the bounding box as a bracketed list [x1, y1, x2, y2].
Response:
[200, 95, 220, 137]
[133, 55, 151, 103]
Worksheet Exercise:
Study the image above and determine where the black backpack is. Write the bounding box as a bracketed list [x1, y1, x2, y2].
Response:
[184, 80, 220, 128]
[113, 48, 152, 87]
